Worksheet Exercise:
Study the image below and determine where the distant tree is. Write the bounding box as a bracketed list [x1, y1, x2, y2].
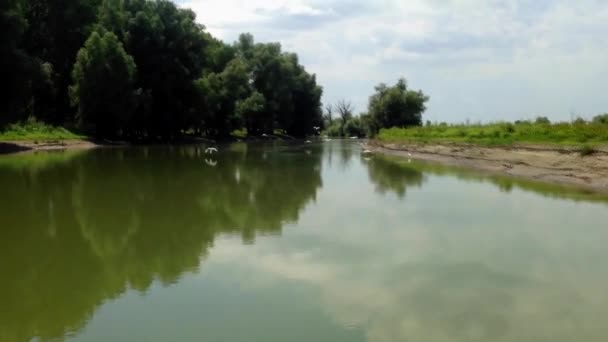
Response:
[368, 78, 429, 133]
[535, 116, 551, 124]
[195, 58, 250, 137]
[343, 117, 364, 137]
[326, 121, 343, 137]
[336, 100, 354, 123]
[237, 92, 266, 135]
[336, 99, 354, 135]
[592, 113, 608, 125]
[70, 31, 136, 137]
[573, 117, 587, 125]
[360, 113, 378, 137]
[324, 104, 334, 126]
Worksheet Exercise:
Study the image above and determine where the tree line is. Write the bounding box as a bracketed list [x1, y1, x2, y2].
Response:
[324, 78, 430, 138]
[1, 0, 323, 140]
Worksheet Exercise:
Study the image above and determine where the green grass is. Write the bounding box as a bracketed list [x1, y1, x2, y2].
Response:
[378, 121, 608, 148]
[0, 120, 85, 141]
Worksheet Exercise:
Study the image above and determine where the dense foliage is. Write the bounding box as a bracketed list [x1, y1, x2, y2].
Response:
[325, 79, 429, 138]
[70, 31, 136, 137]
[1, 0, 323, 139]
[367, 78, 429, 134]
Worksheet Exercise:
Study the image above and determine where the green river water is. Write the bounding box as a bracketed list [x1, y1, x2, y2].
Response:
[1, 141, 608, 342]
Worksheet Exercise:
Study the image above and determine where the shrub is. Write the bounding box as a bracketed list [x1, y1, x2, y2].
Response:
[535, 116, 551, 124]
[592, 113, 608, 125]
[579, 145, 595, 156]
[573, 117, 587, 125]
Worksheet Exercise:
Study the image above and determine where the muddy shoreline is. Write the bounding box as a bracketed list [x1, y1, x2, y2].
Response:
[0, 140, 103, 154]
[0, 135, 297, 155]
[0, 137, 219, 154]
[364, 141, 608, 193]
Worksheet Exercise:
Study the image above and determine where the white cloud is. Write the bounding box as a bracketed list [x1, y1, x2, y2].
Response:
[180, 0, 608, 122]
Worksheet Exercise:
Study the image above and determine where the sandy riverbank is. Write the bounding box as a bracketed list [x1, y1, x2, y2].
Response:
[364, 141, 608, 192]
[0, 136, 222, 154]
[0, 140, 102, 154]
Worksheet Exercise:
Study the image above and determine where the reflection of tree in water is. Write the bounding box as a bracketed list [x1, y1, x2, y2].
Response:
[393, 158, 608, 204]
[363, 155, 425, 198]
[322, 140, 355, 170]
[0, 144, 322, 342]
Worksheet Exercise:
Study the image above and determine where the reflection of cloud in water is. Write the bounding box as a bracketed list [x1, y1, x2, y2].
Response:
[210, 198, 608, 342]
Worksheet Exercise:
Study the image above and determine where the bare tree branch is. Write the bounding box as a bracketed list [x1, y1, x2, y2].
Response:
[324, 104, 334, 124]
[336, 99, 354, 123]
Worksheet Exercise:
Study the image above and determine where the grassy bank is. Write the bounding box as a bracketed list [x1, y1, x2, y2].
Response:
[378, 121, 608, 148]
[0, 121, 85, 141]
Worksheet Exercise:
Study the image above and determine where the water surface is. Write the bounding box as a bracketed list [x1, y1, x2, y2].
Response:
[1, 141, 608, 342]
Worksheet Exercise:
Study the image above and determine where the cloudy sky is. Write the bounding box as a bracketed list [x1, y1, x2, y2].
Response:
[179, 0, 608, 123]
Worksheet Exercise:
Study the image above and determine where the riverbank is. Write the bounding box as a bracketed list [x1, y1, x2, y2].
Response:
[364, 141, 608, 192]
[0, 135, 299, 155]
[0, 139, 103, 154]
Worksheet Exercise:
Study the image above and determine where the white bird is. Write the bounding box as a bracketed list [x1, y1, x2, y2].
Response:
[205, 147, 218, 154]
[305, 140, 312, 143]
[408, 152, 412, 156]
[362, 150, 373, 154]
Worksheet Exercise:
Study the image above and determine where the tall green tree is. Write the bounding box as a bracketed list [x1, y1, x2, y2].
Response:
[23, 0, 101, 124]
[3, 0, 325, 139]
[235, 34, 323, 137]
[336, 99, 354, 135]
[194, 58, 251, 137]
[368, 78, 429, 133]
[70, 31, 136, 137]
[118, 0, 209, 138]
[286, 54, 323, 137]
[0, 0, 33, 125]
[237, 91, 266, 135]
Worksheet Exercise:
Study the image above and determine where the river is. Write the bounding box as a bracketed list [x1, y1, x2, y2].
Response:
[1, 141, 608, 342]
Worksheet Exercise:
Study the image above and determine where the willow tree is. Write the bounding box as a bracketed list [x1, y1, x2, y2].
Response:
[70, 31, 136, 137]
[0, 0, 33, 125]
[368, 78, 429, 133]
